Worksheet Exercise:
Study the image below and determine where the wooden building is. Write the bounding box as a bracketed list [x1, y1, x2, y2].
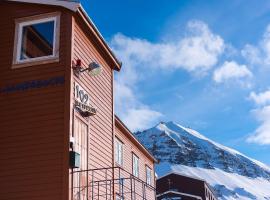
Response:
[156, 173, 217, 200]
[0, 1, 156, 200]
[114, 116, 157, 200]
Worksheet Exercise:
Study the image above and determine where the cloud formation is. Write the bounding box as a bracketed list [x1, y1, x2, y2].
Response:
[213, 61, 252, 83]
[249, 90, 270, 106]
[111, 20, 224, 74]
[243, 25, 270, 145]
[247, 106, 270, 145]
[248, 90, 270, 145]
[114, 81, 162, 131]
[111, 20, 225, 131]
[242, 24, 270, 66]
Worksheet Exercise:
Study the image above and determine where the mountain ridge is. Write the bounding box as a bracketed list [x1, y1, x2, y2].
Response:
[134, 121, 270, 200]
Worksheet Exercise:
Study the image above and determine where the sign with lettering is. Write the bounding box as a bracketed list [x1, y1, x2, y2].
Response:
[0, 76, 65, 94]
[74, 82, 96, 116]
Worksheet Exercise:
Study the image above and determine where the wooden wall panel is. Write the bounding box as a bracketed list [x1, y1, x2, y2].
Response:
[114, 125, 156, 200]
[72, 16, 114, 172]
[0, 2, 72, 200]
[115, 126, 155, 185]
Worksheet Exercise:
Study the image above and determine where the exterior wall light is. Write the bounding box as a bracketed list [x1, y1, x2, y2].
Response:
[72, 59, 102, 77]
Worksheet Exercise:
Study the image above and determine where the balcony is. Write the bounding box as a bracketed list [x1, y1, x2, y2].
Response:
[71, 167, 156, 200]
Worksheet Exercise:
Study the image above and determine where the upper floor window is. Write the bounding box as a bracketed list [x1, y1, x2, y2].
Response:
[146, 166, 152, 185]
[132, 153, 139, 177]
[13, 13, 60, 68]
[115, 137, 123, 166]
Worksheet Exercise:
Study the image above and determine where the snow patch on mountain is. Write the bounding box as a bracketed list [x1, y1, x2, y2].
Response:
[135, 121, 270, 200]
[171, 164, 270, 199]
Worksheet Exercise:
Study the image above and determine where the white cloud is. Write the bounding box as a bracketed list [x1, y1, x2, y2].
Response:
[241, 44, 261, 65]
[111, 20, 224, 75]
[247, 90, 270, 145]
[112, 20, 225, 131]
[262, 25, 270, 64]
[247, 105, 270, 145]
[121, 108, 162, 132]
[114, 80, 162, 132]
[249, 90, 270, 106]
[243, 24, 270, 145]
[242, 24, 270, 66]
[213, 61, 253, 83]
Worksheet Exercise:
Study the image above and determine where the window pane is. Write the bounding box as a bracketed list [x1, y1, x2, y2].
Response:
[119, 143, 123, 165]
[146, 167, 151, 185]
[133, 155, 139, 177]
[115, 141, 118, 163]
[20, 20, 55, 60]
[115, 139, 123, 165]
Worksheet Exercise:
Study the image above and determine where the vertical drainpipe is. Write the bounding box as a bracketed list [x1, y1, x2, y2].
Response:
[112, 70, 115, 200]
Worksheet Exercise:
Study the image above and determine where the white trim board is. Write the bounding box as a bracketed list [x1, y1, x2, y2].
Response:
[157, 191, 203, 200]
[6, 0, 122, 69]
[6, 0, 81, 12]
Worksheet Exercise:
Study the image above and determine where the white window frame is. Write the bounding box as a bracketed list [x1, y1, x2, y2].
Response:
[12, 12, 60, 68]
[116, 195, 123, 200]
[146, 166, 152, 185]
[115, 137, 123, 166]
[132, 153, 139, 177]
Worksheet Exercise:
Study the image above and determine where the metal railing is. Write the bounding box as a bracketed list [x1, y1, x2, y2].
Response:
[71, 167, 156, 200]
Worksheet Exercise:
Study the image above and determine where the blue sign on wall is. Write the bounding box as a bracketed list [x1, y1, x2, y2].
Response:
[0, 76, 65, 94]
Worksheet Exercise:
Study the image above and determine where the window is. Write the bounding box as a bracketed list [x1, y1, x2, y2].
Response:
[116, 195, 123, 200]
[115, 138, 123, 166]
[132, 154, 139, 177]
[13, 13, 60, 67]
[146, 166, 152, 185]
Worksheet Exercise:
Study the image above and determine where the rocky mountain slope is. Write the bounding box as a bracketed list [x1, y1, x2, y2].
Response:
[135, 121, 270, 200]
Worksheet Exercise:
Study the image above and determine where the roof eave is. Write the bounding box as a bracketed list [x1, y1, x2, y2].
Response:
[6, 0, 122, 71]
[7, 0, 80, 12]
[77, 7, 122, 71]
[115, 115, 158, 163]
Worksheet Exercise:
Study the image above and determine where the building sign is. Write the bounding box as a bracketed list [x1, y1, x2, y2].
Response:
[0, 76, 65, 94]
[74, 82, 96, 116]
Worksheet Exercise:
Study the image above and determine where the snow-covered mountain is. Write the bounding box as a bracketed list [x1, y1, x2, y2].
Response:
[134, 121, 270, 200]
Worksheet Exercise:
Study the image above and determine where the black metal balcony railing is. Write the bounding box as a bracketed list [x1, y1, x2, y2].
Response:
[71, 167, 156, 200]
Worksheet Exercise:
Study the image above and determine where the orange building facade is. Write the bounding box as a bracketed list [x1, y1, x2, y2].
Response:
[0, 1, 156, 200]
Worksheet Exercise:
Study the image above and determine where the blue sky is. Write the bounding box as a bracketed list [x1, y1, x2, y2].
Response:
[81, 0, 270, 165]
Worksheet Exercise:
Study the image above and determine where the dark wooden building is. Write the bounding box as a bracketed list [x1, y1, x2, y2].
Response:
[157, 172, 217, 200]
[0, 1, 156, 200]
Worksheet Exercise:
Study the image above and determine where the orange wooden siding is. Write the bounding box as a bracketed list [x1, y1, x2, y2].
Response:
[115, 125, 155, 186]
[72, 15, 114, 171]
[0, 2, 72, 200]
[0, 2, 155, 200]
[114, 122, 156, 200]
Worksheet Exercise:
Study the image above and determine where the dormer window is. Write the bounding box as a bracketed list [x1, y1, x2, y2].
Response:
[13, 13, 60, 68]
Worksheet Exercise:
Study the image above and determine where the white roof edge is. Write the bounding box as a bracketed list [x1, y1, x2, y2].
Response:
[157, 171, 206, 182]
[6, 0, 122, 68]
[79, 6, 122, 68]
[158, 171, 217, 198]
[6, 0, 81, 12]
[157, 191, 203, 200]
